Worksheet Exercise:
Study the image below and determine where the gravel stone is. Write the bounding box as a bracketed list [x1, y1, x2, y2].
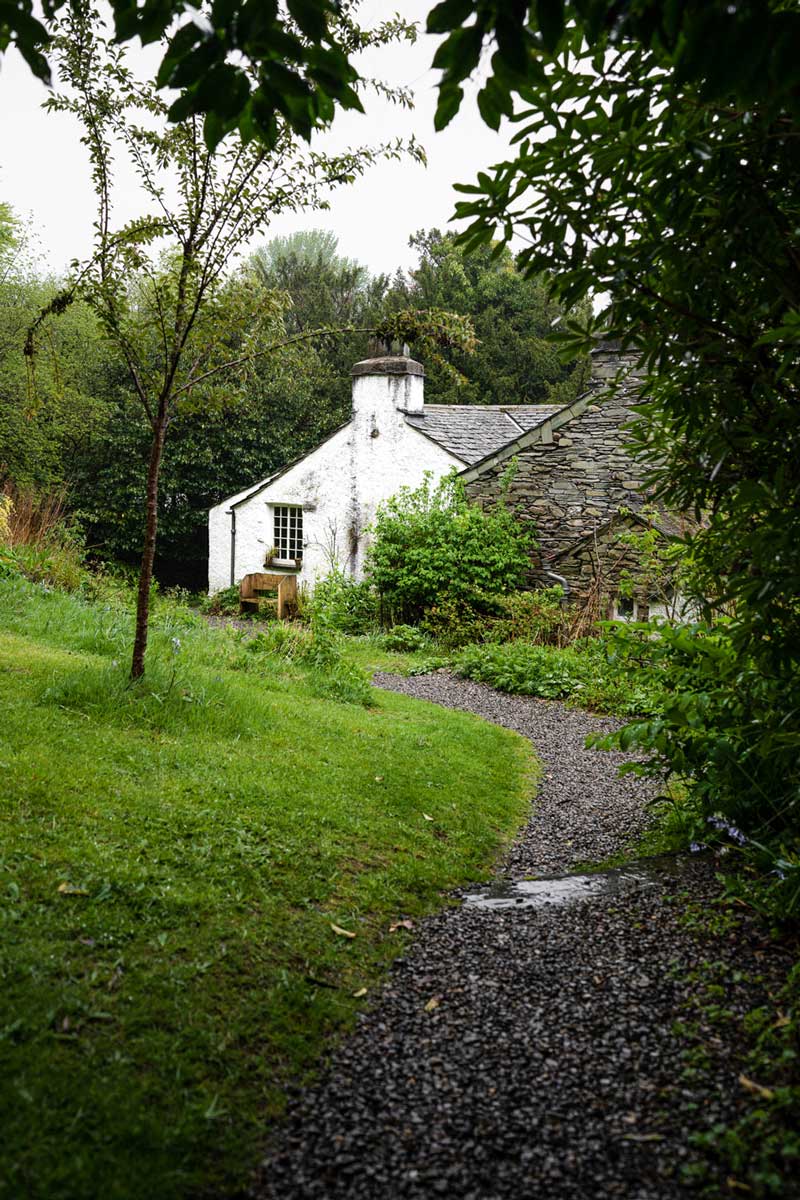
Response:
[250, 672, 789, 1200]
[372, 671, 659, 876]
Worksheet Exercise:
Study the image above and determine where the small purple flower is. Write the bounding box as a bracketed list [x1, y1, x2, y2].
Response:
[690, 841, 709, 854]
[706, 814, 747, 845]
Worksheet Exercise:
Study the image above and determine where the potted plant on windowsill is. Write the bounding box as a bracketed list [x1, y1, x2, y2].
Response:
[264, 547, 302, 571]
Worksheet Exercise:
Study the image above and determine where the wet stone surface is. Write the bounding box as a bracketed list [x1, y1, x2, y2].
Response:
[462, 854, 703, 912]
[251, 674, 787, 1199]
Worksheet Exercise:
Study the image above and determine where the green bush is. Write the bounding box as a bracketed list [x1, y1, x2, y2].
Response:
[380, 624, 433, 653]
[366, 471, 534, 624]
[590, 619, 800, 915]
[307, 568, 379, 634]
[420, 598, 492, 649]
[489, 587, 571, 645]
[419, 586, 574, 650]
[454, 641, 586, 699]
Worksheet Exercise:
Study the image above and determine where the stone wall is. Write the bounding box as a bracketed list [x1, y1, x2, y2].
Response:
[553, 514, 660, 613]
[464, 380, 650, 599]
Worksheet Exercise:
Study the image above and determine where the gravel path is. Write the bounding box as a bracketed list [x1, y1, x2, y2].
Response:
[251, 673, 787, 1200]
[372, 671, 659, 875]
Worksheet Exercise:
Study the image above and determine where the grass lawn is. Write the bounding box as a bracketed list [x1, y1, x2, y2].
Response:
[0, 579, 534, 1200]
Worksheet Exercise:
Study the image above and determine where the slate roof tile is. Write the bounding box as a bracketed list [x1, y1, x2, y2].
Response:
[405, 404, 562, 465]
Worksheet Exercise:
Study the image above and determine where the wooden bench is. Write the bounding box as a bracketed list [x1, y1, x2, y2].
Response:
[239, 572, 298, 619]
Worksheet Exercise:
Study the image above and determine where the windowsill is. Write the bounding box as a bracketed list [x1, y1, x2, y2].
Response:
[265, 559, 302, 571]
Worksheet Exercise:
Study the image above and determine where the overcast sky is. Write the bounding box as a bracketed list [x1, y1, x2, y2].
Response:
[0, 0, 517, 280]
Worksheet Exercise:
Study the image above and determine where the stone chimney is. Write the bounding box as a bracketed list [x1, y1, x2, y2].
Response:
[590, 338, 642, 383]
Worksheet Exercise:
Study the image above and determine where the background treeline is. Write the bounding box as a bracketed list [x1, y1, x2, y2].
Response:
[1, 217, 588, 587]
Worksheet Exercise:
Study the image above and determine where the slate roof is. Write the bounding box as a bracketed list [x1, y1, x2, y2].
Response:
[405, 404, 563, 465]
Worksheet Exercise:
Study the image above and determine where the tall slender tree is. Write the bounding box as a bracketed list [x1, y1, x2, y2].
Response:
[30, 4, 423, 678]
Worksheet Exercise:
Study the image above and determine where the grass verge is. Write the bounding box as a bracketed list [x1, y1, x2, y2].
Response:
[0, 579, 534, 1200]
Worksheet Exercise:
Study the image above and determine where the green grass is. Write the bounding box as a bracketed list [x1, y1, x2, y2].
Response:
[334, 631, 446, 676]
[0, 578, 534, 1200]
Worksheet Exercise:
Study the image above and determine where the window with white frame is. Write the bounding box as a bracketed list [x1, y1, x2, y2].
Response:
[273, 505, 303, 563]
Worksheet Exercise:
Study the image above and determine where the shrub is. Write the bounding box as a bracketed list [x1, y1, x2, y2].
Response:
[0, 485, 87, 591]
[366, 471, 533, 624]
[380, 624, 432, 653]
[420, 599, 492, 649]
[307, 568, 379, 634]
[590, 619, 800, 914]
[454, 641, 586, 700]
[453, 634, 663, 716]
[489, 587, 572, 646]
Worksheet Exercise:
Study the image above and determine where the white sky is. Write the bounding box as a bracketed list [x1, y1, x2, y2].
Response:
[0, 0, 517, 280]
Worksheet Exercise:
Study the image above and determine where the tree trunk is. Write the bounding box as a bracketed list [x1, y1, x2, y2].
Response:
[131, 417, 167, 679]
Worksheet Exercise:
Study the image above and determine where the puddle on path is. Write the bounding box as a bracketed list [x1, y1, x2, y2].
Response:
[463, 854, 700, 911]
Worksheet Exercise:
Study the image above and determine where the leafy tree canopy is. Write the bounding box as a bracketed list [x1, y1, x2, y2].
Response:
[387, 229, 589, 405]
[426, 2, 800, 660]
[425, 0, 800, 870]
[249, 229, 388, 336]
[2, 0, 418, 150]
[427, 1, 800, 132]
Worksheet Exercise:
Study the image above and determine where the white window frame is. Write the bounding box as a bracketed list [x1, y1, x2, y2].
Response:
[611, 595, 656, 622]
[271, 504, 304, 566]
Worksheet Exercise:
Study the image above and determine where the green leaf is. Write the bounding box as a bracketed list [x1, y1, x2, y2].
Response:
[434, 82, 464, 131]
[536, 0, 565, 54]
[426, 0, 475, 35]
[286, 0, 330, 42]
[431, 24, 483, 80]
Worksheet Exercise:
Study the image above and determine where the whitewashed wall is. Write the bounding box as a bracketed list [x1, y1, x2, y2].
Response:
[208, 360, 460, 594]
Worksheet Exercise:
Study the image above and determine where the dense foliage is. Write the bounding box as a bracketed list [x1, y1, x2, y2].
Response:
[3, 0, 396, 151]
[453, 634, 662, 718]
[366, 471, 533, 624]
[589, 619, 800, 915]
[426, 0, 800, 886]
[384, 230, 590, 406]
[2, 218, 585, 586]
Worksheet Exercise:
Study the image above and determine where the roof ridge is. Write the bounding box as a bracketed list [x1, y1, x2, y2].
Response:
[419, 402, 563, 413]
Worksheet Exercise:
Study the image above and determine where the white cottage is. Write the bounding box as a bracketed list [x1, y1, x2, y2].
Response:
[208, 353, 561, 594]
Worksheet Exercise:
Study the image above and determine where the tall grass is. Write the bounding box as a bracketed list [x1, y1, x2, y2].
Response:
[0, 483, 86, 590]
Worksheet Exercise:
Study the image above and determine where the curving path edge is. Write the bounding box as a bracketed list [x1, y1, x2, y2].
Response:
[250, 673, 786, 1200]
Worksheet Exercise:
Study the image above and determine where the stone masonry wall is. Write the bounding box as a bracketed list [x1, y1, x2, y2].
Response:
[464, 382, 648, 598]
[554, 516, 655, 610]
